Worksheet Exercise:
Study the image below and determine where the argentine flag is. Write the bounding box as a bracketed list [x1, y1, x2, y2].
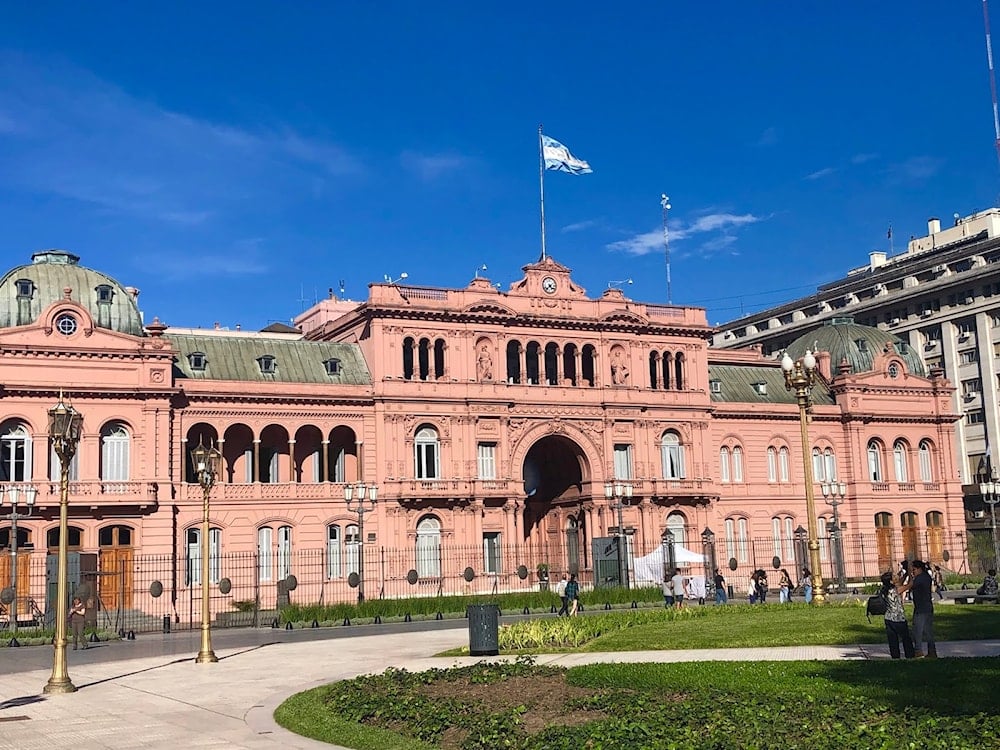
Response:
[542, 134, 592, 175]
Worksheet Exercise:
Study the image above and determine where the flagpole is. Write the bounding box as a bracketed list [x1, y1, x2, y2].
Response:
[538, 124, 547, 262]
[661, 194, 672, 304]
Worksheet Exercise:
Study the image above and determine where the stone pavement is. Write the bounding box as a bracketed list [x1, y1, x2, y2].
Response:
[1, 626, 998, 750]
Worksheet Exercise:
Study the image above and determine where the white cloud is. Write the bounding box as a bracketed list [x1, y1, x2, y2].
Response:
[850, 152, 878, 165]
[607, 211, 764, 256]
[561, 219, 601, 233]
[0, 53, 363, 227]
[400, 151, 474, 181]
[805, 167, 837, 181]
[887, 155, 944, 183]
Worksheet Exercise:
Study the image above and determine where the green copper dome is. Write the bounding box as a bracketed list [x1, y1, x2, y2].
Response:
[0, 250, 146, 336]
[784, 316, 925, 377]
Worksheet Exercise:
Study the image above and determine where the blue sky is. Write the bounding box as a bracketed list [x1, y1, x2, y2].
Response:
[1, 2, 998, 329]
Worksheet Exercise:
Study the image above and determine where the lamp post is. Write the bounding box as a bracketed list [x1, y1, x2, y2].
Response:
[604, 481, 633, 589]
[820, 480, 847, 593]
[661, 528, 676, 584]
[701, 527, 716, 600]
[44, 394, 83, 694]
[781, 350, 825, 603]
[979, 477, 1000, 570]
[3, 484, 37, 640]
[190, 438, 223, 664]
[344, 482, 377, 603]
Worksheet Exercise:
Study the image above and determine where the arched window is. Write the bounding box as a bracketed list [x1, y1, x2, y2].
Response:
[433, 338, 446, 380]
[661, 431, 686, 479]
[719, 447, 731, 483]
[918, 440, 933, 482]
[778, 447, 790, 482]
[893, 440, 909, 482]
[661, 352, 672, 390]
[0, 421, 32, 483]
[416, 516, 442, 577]
[732, 447, 744, 483]
[784, 517, 795, 561]
[649, 352, 659, 389]
[414, 426, 440, 479]
[186, 526, 221, 585]
[257, 526, 273, 581]
[100, 422, 131, 489]
[506, 340, 521, 384]
[525, 341, 541, 385]
[327, 524, 342, 579]
[812, 447, 825, 482]
[666, 512, 687, 547]
[402, 337, 415, 380]
[47, 525, 83, 550]
[824, 449, 836, 482]
[867, 441, 884, 481]
[737, 518, 749, 563]
[563, 343, 578, 385]
[767, 447, 777, 483]
[418, 338, 431, 380]
[346, 524, 360, 575]
[674, 353, 685, 390]
[581, 344, 596, 387]
[544, 342, 559, 385]
[277, 525, 292, 580]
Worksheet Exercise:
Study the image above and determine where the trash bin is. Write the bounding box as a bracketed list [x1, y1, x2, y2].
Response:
[467, 603, 499, 656]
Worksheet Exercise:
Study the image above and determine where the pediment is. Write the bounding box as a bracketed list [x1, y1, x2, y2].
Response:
[463, 301, 518, 317]
[600, 309, 648, 325]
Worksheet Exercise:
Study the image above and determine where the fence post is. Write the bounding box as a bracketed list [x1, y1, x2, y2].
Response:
[253, 551, 260, 629]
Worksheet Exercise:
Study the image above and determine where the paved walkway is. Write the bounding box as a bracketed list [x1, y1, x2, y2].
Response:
[1, 626, 998, 750]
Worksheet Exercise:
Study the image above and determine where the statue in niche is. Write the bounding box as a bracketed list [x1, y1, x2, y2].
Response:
[610, 350, 629, 385]
[477, 344, 494, 381]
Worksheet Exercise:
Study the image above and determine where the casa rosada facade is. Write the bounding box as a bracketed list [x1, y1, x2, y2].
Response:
[0, 250, 967, 624]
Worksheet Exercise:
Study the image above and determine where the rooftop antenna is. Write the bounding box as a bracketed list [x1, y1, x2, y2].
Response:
[608, 278, 633, 289]
[984, 1, 1000, 174]
[661, 193, 673, 304]
[297, 284, 309, 310]
[384, 272, 409, 285]
[339, 279, 346, 296]
[474, 264, 487, 278]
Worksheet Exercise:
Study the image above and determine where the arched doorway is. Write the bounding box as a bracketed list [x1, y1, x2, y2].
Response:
[521, 435, 589, 547]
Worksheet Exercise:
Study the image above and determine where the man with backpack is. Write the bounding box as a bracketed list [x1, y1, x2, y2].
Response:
[555, 573, 569, 616]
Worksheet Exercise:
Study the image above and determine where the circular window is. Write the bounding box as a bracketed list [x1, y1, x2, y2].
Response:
[888, 363, 899, 379]
[55, 313, 78, 336]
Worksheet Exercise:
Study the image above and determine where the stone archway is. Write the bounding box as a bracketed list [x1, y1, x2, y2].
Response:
[521, 434, 590, 544]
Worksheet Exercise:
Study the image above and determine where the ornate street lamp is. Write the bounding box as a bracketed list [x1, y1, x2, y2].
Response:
[979, 477, 1000, 570]
[190, 438, 223, 664]
[604, 481, 633, 588]
[781, 350, 826, 603]
[344, 482, 377, 602]
[820, 481, 848, 593]
[44, 393, 83, 694]
[2, 484, 36, 643]
[701, 527, 716, 600]
[661, 528, 676, 583]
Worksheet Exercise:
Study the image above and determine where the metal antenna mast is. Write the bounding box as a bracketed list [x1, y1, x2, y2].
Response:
[660, 194, 672, 304]
[985, 1, 1000, 171]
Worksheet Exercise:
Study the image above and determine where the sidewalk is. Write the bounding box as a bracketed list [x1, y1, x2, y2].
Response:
[2, 630, 998, 750]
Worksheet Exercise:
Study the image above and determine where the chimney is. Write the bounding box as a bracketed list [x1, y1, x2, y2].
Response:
[928, 217, 941, 235]
[869, 251, 886, 270]
[124, 286, 140, 301]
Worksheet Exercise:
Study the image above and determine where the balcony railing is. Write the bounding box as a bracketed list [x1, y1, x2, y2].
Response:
[40, 481, 158, 504]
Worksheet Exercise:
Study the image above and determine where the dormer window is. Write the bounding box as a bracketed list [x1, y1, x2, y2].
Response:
[709, 379, 722, 394]
[257, 355, 276, 375]
[95, 284, 114, 303]
[854, 339, 868, 352]
[15, 279, 33, 299]
[188, 352, 207, 371]
[323, 358, 341, 376]
[752, 382, 767, 396]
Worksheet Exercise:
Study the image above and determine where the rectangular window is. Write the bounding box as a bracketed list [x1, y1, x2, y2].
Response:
[209, 528, 221, 584]
[416, 443, 438, 479]
[771, 518, 781, 558]
[477, 443, 497, 480]
[326, 525, 342, 580]
[967, 410, 986, 425]
[186, 528, 200, 586]
[662, 443, 686, 479]
[277, 526, 292, 579]
[719, 448, 731, 484]
[784, 517, 795, 561]
[613, 444, 634, 480]
[962, 379, 982, 396]
[0, 434, 28, 483]
[766, 448, 777, 483]
[824, 450, 837, 482]
[779, 448, 790, 482]
[483, 532, 501, 574]
[346, 524, 360, 575]
[732, 448, 744, 483]
[958, 320, 975, 336]
[960, 350, 979, 364]
[737, 518, 749, 563]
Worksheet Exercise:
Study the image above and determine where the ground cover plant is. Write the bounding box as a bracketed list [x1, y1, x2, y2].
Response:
[275, 656, 1000, 749]
[486, 601, 1000, 652]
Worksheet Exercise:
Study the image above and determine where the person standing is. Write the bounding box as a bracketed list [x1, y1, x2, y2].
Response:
[565, 573, 580, 616]
[932, 565, 945, 600]
[756, 570, 768, 604]
[778, 569, 793, 604]
[800, 567, 813, 604]
[661, 578, 674, 608]
[670, 568, 686, 609]
[904, 559, 937, 658]
[556, 574, 569, 616]
[70, 596, 87, 650]
[880, 570, 916, 659]
[713, 569, 728, 604]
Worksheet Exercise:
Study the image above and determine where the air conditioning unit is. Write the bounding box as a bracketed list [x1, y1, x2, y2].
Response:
[973, 510, 986, 519]
[890, 317, 901, 325]
[932, 264, 947, 274]
[921, 309, 934, 317]
[964, 391, 980, 400]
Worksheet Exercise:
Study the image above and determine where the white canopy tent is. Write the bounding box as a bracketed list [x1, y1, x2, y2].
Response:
[632, 544, 706, 585]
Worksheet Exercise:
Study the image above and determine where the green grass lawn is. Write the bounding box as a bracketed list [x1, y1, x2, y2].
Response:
[581, 601, 1000, 651]
[276, 658, 1000, 749]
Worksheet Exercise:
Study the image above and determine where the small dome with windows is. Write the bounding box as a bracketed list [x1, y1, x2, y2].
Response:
[784, 316, 925, 377]
[0, 250, 145, 336]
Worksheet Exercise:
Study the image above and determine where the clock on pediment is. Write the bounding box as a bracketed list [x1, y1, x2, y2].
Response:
[541, 276, 557, 295]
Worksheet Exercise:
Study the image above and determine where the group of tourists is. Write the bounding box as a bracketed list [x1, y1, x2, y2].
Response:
[554, 573, 580, 616]
[743, 566, 815, 604]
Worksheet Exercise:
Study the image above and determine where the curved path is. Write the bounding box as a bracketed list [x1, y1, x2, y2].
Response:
[1, 624, 998, 750]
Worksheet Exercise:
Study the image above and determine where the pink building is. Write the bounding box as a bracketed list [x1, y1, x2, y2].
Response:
[0, 251, 965, 627]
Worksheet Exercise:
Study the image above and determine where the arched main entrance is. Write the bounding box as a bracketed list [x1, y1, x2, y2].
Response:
[521, 435, 589, 545]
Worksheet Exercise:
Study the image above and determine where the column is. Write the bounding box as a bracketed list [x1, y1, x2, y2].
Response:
[575, 347, 582, 387]
[288, 439, 296, 483]
[356, 440, 364, 482]
[321, 440, 330, 482]
[253, 439, 261, 483]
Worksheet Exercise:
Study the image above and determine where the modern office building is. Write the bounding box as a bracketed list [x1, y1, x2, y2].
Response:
[713, 207, 1000, 562]
[0, 249, 965, 629]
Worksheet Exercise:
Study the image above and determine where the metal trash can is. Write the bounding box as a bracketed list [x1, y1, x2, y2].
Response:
[467, 604, 500, 656]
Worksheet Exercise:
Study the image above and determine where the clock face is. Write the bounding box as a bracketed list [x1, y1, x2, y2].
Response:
[542, 276, 557, 294]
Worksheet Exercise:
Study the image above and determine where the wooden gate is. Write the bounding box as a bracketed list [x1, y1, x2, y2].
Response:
[98, 525, 135, 610]
[0, 551, 32, 616]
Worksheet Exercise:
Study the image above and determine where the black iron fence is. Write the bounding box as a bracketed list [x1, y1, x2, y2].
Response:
[0, 526, 988, 635]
